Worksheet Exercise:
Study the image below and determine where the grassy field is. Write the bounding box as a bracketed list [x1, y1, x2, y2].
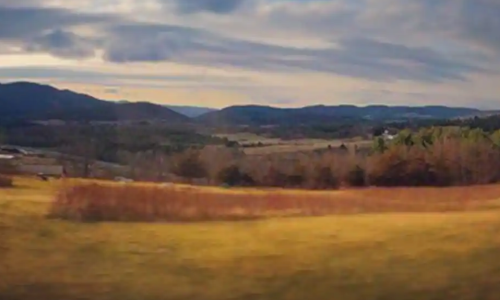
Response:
[2, 177, 500, 300]
[215, 133, 371, 155]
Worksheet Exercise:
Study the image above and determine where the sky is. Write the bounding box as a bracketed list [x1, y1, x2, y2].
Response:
[1, 0, 500, 109]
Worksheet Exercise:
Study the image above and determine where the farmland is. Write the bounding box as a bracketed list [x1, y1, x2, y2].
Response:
[215, 133, 371, 155]
[2, 177, 500, 300]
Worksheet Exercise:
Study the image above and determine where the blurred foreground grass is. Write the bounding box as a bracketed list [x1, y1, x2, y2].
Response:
[1, 177, 500, 300]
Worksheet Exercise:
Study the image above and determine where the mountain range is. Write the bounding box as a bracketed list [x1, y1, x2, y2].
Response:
[0, 82, 189, 123]
[116, 100, 216, 118]
[198, 105, 483, 126]
[0, 81, 486, 126]
[163, 105, 217, 118]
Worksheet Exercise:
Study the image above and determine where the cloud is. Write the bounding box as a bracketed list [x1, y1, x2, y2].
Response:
[103, 23, 200, 62]
[333, 37, 485, 81]
[0, 66, 253, 88]
[0, 0, 45, 8]
[24, 29, 96, 58]
[236, 0, 500, 58]
[458, 0, 500, 53]
[0, 2, 119, 60]
[103, 87, 120, 94]
[100, 22, 483, 82]
[0, 5, 114, 40]
[0, 0, 499, 93]
[268, 98, 296, 105]
[173, 0, 248, 14]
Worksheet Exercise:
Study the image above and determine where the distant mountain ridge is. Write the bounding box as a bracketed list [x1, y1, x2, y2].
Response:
[46, 102, 191, 122]
[163, 105, 217, 118]
[0, 82, 485, 125]
[0, 82, 189, 123]
[196, 104, 483, 126]
[0, 82, 107, 119]
[116, 100, 216, 117]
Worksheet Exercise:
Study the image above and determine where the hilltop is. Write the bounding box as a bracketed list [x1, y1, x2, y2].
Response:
[197, 104, 482, 126]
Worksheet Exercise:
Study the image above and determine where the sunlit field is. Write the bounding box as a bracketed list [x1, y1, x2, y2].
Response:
[51, 179, 500, 222]
[214, 133, 371, 155]
[2, 177, 500, 300]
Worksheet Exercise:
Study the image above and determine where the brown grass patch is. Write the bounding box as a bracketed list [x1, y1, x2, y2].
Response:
[49, 182, 500, 222]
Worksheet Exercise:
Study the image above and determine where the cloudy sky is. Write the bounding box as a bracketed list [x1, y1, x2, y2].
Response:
[1, 0, 499, 109]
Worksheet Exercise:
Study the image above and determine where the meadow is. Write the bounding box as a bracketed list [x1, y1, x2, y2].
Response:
[2, 177, 500, 300]
[214, 133, 370, 155]
[51, 180, 500, 222]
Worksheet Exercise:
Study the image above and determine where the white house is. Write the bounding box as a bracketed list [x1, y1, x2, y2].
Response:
[382, 130, 396, 140]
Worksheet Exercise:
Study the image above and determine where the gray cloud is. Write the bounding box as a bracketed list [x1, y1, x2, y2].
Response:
[458, 0, 500, 52]
[0, 0, 45, 8]
[0, 3, 116, 59]
[347, 88, 500, 110]
[0, 66, 252, 87]
[24, 29, 96, 58]
[104, 23, 202, 62]
[0, 5, 113, 40]
[268, 98, 296, 105]
[100, 22, 483, 82]
[333, 37, 485, 81]
[103, 87, 120, 94]
[0, 0, 498, 86]
[173, 0, 248, 14]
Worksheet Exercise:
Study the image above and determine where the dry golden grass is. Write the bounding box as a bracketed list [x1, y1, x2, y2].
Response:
[49, 179, 500, 222]
[3, 177, 500, 300]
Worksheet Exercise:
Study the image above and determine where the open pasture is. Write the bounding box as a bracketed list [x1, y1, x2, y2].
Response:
[215, 133, 371, 155]
[2, 177, 500, 300]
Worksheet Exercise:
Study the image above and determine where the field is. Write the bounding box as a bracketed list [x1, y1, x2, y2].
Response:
[215, 133, 371, 155]
[2, 177, 500, 300]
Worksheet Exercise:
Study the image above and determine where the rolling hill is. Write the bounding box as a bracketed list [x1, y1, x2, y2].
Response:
[197, 104, 482, 126]
[0, 82, 189, 123]
[117, 101, 217, 118]
[0, 82, 108, 119]
[0, 82, 484, 126]
[45, 102, 191, 122]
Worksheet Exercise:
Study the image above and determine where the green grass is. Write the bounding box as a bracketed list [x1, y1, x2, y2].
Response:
[2, 178, 500, 300]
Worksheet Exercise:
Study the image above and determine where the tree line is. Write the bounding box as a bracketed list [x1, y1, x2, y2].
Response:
[6, 120, 500, 188]
[160, 126, 500, 188]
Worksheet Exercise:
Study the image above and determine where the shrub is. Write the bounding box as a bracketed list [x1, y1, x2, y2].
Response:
[171, 150, 208, 179]
[0, 175, 13, 188]
[311, 166, 339, 189]
[368, 147, 439, 187]
[263, 167, 290, 187]
[217, 165, 255, 186]
[132, 126, 500, 188]
[50, 183, 340, 222]
[258, 164, 306, 188]
[50, 182, 496, 223]
[225, 141, 240, 148]
[0, 161, 17, 175]
[345, 165, 366, 187]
